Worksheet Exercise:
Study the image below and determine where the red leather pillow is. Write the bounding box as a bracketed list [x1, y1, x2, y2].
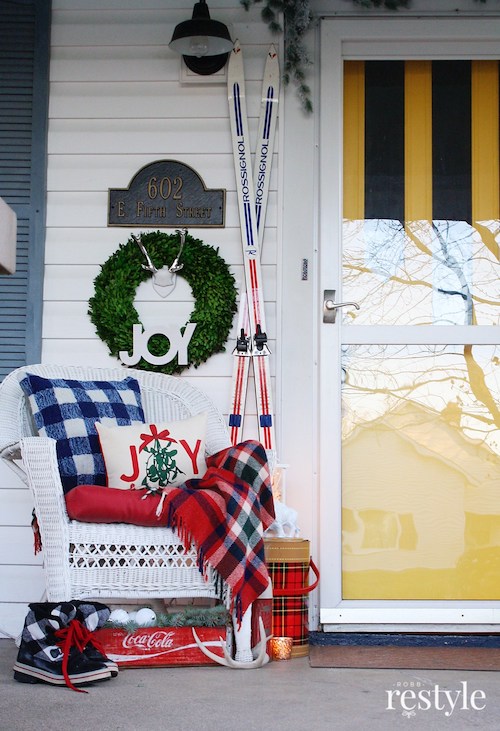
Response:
[65, 485, 167, 527]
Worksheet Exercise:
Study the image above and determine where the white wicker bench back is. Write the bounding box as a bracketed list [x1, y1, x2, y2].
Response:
[0, 363, 231, 467]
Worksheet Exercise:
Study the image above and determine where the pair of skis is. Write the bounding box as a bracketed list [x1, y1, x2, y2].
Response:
[227, 41, 279, 453]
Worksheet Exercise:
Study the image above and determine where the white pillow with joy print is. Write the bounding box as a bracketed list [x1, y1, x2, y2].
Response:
[96, 412, 208, 491]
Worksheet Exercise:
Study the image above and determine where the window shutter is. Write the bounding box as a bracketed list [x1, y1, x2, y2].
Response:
[0, 0, 50, 379]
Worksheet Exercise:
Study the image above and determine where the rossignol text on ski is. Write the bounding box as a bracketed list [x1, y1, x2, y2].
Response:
[227, 41, 279, 453]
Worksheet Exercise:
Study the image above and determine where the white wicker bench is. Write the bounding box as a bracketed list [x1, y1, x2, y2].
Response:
[0, 364, 231, 605]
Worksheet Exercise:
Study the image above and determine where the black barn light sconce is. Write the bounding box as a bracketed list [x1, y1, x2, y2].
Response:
[169, 0, 233, 76]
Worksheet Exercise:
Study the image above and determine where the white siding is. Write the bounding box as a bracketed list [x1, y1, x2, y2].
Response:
[0, 0, 280, 637]
[0, 460, 45, 638]
[44, 0, 278, 427]
[2, 0, 494, 638]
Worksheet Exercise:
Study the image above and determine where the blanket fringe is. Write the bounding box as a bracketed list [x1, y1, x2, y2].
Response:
[166, 505, 241, 625]
[158, 441, 274, 629]
[166, 507, 201, 569]
[31, 509, 42, 555]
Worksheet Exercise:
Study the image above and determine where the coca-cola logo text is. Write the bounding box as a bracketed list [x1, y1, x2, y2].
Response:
[123, 630, 176, 652]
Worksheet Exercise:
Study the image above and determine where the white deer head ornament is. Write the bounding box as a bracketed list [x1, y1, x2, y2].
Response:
[132, 230, 186, 298]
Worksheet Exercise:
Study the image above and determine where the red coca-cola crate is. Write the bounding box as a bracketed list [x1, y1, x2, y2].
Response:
[94, 626, 230, 668]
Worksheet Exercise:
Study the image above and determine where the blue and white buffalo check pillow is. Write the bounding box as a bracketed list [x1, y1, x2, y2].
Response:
[20, 374, 145, 493]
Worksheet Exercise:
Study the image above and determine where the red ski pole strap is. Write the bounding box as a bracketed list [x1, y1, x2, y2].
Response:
[271, 558, 320, 597]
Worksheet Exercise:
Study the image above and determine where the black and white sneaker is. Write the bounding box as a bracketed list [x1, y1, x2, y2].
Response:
[13, 645, 112, 688]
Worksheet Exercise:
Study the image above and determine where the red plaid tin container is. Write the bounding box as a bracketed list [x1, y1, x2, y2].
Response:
[264, 538, 319, 658]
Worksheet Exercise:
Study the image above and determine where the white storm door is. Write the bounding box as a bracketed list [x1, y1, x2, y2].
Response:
[319, 18, 500, 628]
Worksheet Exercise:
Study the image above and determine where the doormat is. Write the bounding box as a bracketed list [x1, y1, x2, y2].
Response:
[309, 633, 500, 670]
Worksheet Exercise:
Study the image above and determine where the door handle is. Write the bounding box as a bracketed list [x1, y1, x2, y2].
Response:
[323, 289, 360, 324]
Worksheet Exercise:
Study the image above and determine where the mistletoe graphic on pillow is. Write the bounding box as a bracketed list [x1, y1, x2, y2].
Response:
[96, 414, 208, 492]
[139, 425, 186, 493]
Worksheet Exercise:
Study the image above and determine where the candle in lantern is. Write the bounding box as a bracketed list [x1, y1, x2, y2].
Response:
[270, 636, 293, 660]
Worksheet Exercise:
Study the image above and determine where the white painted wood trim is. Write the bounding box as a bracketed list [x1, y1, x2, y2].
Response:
[341, 326, 500, 345]
[324, 624, 500, 634]
[318, 16, 345, 619]
[322, 606, 500, 626]
[311, 0, 500, 17]
[318, 16, 500, 628]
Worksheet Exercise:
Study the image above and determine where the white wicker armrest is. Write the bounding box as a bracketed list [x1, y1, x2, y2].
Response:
[21, 435, 70, 521]
[21, 436, 73, 598]
[0, 440, 27, 482]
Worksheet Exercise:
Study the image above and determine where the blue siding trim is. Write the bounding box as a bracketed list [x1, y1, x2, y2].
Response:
[0, 0, 51, 377]
[27, 0, 51, 365]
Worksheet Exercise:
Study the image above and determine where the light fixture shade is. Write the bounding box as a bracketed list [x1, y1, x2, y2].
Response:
[169, 1, 233, 58]
[169, 0, 232, 75]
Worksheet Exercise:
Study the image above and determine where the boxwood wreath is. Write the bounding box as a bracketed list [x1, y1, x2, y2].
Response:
[88, 230, 238, 375]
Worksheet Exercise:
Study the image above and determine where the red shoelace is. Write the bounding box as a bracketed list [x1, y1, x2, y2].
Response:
[54, 619, 108, 692]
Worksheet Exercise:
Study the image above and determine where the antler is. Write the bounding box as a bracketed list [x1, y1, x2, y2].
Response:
[131, 233, 157, 274]
[192, 617, 270, 669]
[169, 229, 187, 274]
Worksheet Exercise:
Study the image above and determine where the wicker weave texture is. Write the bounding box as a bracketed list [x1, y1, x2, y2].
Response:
[0, 364, 231, 603]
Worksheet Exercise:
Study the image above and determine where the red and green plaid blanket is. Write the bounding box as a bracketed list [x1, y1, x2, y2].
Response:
[158, 440, 275, 624]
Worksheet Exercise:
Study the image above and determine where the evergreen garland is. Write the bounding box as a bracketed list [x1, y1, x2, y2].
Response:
[242, 0, 489, 112]
[242, 0, 314, 113]
[106, 605, 231, 630]
[88, 231, 238, 375]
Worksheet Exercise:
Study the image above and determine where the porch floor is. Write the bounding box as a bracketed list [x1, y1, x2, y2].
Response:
[1, 638, 500, 730]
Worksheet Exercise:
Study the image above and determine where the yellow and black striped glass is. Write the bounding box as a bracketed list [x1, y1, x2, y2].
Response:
[343, 60, 499, 326]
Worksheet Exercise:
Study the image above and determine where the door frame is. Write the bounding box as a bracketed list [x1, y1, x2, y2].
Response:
[318, 16, 500, 630]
